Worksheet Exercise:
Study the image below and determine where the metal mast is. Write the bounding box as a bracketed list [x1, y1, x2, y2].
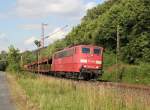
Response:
[41, 23, 48, 48]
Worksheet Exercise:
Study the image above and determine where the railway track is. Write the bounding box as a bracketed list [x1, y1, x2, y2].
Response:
[77, 80, 150, 94]
[92, 81, 150, 92]
[39, 73, 150, 93]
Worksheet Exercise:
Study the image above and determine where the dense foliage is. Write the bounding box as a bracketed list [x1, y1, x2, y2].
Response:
[3, 0, 149, 85]
[0, 51, 7, 71]
[19, 0, 150, 64]
[21, 51, 37, 65]
[65, 0, 150, 63]
[2, 0, 149, 69]
[7, 45, 21, 72]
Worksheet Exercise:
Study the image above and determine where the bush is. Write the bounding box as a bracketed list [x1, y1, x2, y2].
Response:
[0, 61, 7, 71]
[102, 63, 150, 85]
[7, 45, 21, 72]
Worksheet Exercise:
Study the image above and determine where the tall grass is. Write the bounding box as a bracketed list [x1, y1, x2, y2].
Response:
[9, 72, 150, 110]
[103, 51, 116, 69]
[102, 63, 150, 85]
[102, 51, 150, 85]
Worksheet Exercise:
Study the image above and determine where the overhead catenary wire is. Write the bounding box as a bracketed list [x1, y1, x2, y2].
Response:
[44, 25, 69, 39]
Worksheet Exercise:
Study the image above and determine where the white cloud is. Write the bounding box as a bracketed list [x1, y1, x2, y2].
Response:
[0, 13, 6, 19]
[0, 33, 9, 51]
[0, 33, 8, 43]
[0, 33, 6, 39]
[15, 0, 99, 19]
[24, 36, 37, 45]
[16, 0, 84, 18]
[0, 14, 4, 19]
[24, 26, 70, 46]
[20, 24, 41, 30]
[47, 27, 70, 43]
[85, 2, 97, 10]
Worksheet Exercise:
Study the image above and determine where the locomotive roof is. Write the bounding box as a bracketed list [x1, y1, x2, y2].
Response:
[24, 45, 103, 67]
[54, 45, 103, 54]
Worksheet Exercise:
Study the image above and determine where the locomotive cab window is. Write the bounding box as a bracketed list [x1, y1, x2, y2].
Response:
[94, 48, 101, 55]
[82, 48, 90, 54]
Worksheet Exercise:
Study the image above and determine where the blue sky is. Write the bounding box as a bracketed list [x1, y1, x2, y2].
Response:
[0, 0, 105, 52]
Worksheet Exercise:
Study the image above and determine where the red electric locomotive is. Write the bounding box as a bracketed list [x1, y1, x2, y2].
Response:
[24, 45, 104, 80]
[51, 45, 104, 79]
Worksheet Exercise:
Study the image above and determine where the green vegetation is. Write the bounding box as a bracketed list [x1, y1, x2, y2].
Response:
[0, 61, 7, 71]
[7, 45, 21, 72]
[103, 51, 116, 68]
[65, 0, 150, 64]
[103, 63, 150, 85]
[101, 51, 150, 85]
[3, 0, 150, 110]
[8, 72, 150, 110]
[18, 0, 150, 66]
[21, 0, 150, 64]
[0, 51, 7, 71]
[2, 0, 149, 85]
[21, 50, 37, 65]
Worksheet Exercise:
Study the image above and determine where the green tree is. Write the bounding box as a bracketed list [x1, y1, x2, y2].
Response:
[20, 0, 150, 64]
[65, 0, 150, 63]
[0, 51, 8, 71]
[21, 51, 37, 65]
[7, 45, 21, 72]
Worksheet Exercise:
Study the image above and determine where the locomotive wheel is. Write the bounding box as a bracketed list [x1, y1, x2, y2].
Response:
[83, 73, 91, 80]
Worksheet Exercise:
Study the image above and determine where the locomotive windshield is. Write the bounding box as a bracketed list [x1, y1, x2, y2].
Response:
[94, 48, 101, 55]
[82, 48, 90, 54]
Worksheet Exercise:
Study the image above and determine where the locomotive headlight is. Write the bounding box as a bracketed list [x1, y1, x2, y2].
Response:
[96, 61, 102, 64]
[83, 65, 87, 68]
[96, 66, 99, 69]
[80, 59, 87, 63]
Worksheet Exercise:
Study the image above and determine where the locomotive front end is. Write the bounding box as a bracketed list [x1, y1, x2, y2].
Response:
[79, 45, 103, 80]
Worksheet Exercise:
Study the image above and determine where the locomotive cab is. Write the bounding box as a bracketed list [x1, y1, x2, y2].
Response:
[79, 45, 103, 79]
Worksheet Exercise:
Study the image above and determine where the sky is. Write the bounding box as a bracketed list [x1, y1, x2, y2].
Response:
[0, 0, 105, 52]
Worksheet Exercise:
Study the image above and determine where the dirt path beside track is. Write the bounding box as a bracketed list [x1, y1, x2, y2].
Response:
[0, 72, 16, 110]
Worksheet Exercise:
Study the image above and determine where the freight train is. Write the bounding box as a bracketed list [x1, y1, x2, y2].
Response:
[24, 45, 104, 80]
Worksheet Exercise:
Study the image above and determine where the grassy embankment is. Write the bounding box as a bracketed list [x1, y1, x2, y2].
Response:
[7, 51, 150, 110]
[102, 51, 150, 85]
[7, 71, 150, 110]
